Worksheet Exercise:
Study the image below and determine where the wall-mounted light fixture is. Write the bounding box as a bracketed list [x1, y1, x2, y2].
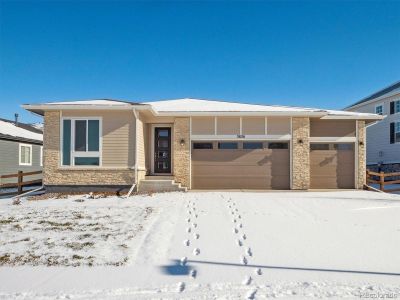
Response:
[180, 139, 185, 146]
[359, 141, 364, 146]
[297, 139, 303, 144]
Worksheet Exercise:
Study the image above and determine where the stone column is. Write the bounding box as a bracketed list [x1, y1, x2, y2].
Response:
[357, 120, 366, 189]
[43, 111, 60, 186]
[292, 117, 310, 189]
[173, 117, 190, 188]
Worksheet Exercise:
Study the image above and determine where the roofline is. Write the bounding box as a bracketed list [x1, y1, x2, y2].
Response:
[155, 111, 328, 117]
[0, 134, 43, 145]
[345, 90, 400, 110]
[321, 115, 385, 120]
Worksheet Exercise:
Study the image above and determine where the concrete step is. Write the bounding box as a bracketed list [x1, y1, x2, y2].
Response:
[145, 175, 174, 180]
[139, 179, 187, 193]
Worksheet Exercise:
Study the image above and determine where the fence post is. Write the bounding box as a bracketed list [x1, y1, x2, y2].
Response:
[379, 171, 385, 192]
[17, 171, 23, 195]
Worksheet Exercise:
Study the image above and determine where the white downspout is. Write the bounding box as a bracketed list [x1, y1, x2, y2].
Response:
[127, 108, 139, 197]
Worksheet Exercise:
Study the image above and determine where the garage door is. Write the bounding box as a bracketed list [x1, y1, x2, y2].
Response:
[191, 141, 290, 189]
[310, 143, 355, 189]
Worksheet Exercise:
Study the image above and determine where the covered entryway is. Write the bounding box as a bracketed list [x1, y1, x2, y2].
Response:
[310, 143, 355, 189]
[191, 141, 290, 189]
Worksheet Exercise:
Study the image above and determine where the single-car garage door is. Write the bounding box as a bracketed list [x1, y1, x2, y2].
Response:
[191, 141, 290, 189]
[310, 143, 355, 189]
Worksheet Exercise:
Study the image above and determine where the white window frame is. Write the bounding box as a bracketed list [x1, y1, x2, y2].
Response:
[375, 103, 384, 115]
[395, 121, 400, 144]
[40, 146, 43, 166]
[60, 117, 102, 167]
[395, 100, 400, 114]
[19, 143, 32, 166]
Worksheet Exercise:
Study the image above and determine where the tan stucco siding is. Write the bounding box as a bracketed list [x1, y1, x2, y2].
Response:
[267, 117, 291, 135]
[217, 117, 240, 135]
[242, 117, 265, 135]
[310, 119, 356, 137]
[192, 117, 215, 135]
[62, 110, 135, 168]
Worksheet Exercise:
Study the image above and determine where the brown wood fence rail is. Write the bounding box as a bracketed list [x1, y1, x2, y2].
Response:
[366, 170, 400, 193]
[0, 170, 42, 197]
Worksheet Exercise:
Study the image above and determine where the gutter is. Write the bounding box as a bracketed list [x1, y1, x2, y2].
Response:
[132, 108, 139, 187]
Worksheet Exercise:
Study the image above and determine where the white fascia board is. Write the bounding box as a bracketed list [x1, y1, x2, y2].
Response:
[309, 137, 357, 142]
[345, 91, 400, 111]
[321, 115, 385, 120]
[191, 134, 291, 140]
[154, 111, 327, 117]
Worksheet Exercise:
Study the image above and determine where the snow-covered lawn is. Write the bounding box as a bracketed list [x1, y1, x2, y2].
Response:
[0, 191, 400, 299]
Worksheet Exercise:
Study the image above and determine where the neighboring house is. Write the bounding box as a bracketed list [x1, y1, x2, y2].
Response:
[22, 99, 382, 193]
[0, 118, 43, 184]
[345, 81, 400, 172]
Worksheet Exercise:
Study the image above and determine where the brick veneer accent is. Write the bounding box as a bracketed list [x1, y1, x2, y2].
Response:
[173, 117, 190, 188]
[292, 117, 310, 189]
[43, 111, 135, 186]
[357, 120, 366, 189]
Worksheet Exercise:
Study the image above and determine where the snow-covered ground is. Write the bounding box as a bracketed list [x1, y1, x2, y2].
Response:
[1, 191, 400, 299]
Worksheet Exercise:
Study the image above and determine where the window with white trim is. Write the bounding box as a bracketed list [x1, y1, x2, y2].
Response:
[375, 104, 383, 115]
[62, 118, 101, 166]
[396, 121, 400, 143]
[396, 100, 400, 114]
[19, 144, 32, 166]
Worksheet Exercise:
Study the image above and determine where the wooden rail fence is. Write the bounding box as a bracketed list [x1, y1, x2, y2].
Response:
[0, 170, 42, 197]
[366, 170, 400, 193]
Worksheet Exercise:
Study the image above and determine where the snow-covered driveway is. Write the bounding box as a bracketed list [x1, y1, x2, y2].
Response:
[1, 191, 400, 299]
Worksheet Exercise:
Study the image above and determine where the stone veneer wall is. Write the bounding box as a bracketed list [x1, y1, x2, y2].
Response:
[357, 120, 366, 189]
[292, 117, 310, 189]
[173, 117, 190, 188]
[43, 111, 135, 186]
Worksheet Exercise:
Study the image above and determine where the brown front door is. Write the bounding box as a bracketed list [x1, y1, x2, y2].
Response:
[154, 127, 171, 173]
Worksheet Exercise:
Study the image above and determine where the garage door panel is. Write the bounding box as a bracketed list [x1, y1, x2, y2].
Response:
[310, 144, 354, 189]
[192, 147, 290, 189]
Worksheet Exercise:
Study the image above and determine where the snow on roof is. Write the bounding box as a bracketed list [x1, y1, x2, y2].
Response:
[32, 99, 141, 106]
[144, 98, 323, 113]
[0, 119, 43, 142]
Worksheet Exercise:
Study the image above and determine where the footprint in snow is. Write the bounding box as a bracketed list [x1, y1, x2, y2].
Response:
[186, 218, 191, 223]
[255, 268, 262, 275]
[189, 269, 197, 278]
[232, 219, 237, 223]
[246, 289, 257, 300]
[180, 257, 187, 266]
[233, 228, 239, 234]
[238, 215, 242, 219]
[192, 223, 197, 228]
[183, 239, 190, 246]
[231, 211, 235, 215]
[245, 247, 252, 256]
[188, 211, 192, 215]
[237, 239, 243, 247]
[239, 223, 243, 228]
[194, 214, 198, 218]
[241, 255, 248, 265]
[177, 282, 185, 292]
[194, 233, 200, 239]
[193, 248, 200, 255]
[186, 227, 192, 233]
[242, 234, 247, 240]
[242, 275, 252, 285]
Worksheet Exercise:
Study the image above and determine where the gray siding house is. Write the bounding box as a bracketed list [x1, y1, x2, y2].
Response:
[0, 118, 43, 184]
[346, 81, 400, 172]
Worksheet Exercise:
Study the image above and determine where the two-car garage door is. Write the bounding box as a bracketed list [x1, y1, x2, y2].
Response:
[191, 141, 290, 189]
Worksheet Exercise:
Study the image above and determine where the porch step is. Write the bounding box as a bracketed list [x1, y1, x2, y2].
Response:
[139, 179, 187, 193]
[145, 175, 174, 180]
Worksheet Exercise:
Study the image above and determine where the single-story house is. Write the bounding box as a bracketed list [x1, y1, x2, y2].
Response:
[22, 98, 383, 192]
[0, 117, 43, 184]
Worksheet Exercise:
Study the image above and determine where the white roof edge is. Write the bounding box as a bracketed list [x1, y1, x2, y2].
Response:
[21, 104, 150, 110]
[345, 90, 400, 110]
[156, 111, 328, 117]
[321, 115, 385, 120]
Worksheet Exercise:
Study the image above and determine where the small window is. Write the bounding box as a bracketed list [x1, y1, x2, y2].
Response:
[333, 144, 354, 150]
[193, 142, 213, 149]
[74, 157, 100, 166]
[218, 142, 238, 149]
[243, 142, 263, 149]
[396, 100, 400, 114]
[268, 142, 288, 149]
[396, 122, 400, 143]
[19, 144, 32, 166]
[375, 105, 383, 115]
[310, 143, 330, 150]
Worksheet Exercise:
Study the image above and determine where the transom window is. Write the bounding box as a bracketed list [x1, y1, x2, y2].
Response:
[218, 142, 238, 149]
[193, 142, 213, 149]
[268, 142, 289, 149]
[243, 142, 263, 149]
[375, 104, 383, 115]
[19, 144, 32, 166]
[62, 118, 101, 166]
